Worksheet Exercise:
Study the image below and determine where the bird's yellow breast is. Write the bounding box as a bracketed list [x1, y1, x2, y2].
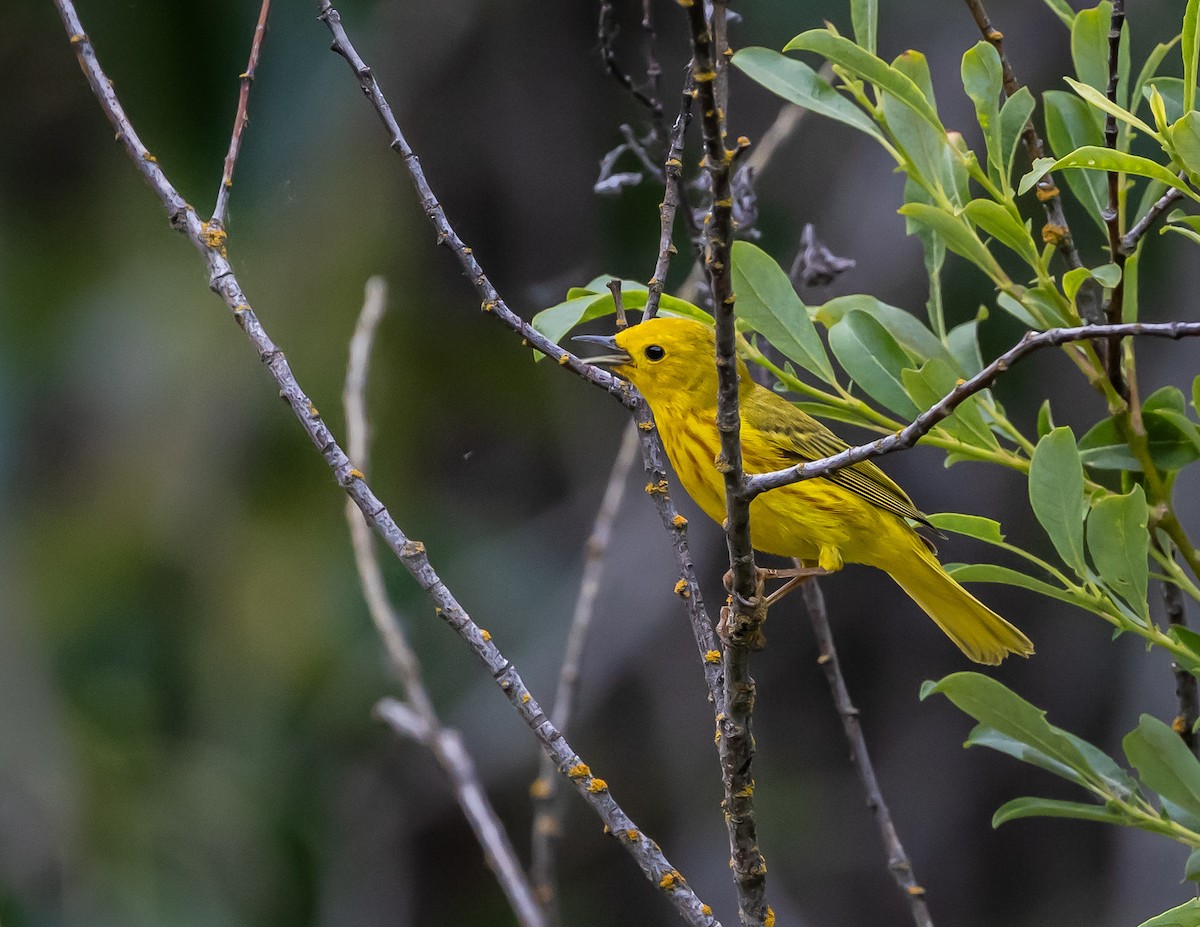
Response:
[655, 400, 910, 568]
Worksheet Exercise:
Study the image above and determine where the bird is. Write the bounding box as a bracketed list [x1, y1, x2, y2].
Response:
[576, 316, 1033, 665]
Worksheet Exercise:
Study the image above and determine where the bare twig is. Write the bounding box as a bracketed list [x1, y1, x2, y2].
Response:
[961, 0, 1083, 271]
[317, 3, 632, 406]
[213, 0, 271, 227]
[55, 5, 720, 922]
[531, 422, 641, 923]
[743, 320, 1200, 498]
[1121, 180, 1185, 254]
[646, 75, 696, 320]
[681, 3, 769, 925]
[343, 279, 545, 927]
[609, 278, 630, 330]
[599, 0, 665, 135]
[800, 579, 935, 927]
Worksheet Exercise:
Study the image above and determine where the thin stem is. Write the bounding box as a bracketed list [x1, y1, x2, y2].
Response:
[681, 2, 769, 924]
[646, 74, 696, 320]
[317, 2, 632, 405]
[213, 0, 271, 227]
[1121, 180, 1185, 254]
[1160, 550, 1199, 755]
[344, 278, 544, 927]
[56, 5, 721, 921]
[960, 0, 1082, 271]
[743, 321, 1200, 498]
[800, 579, 934, 927]
[531, 421, 641, 922]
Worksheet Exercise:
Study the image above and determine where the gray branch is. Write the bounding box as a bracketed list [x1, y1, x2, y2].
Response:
[53, 3, 721, 922]
[743, 321, 1200, 498]
[213, 0, 271, 226]
[343, 278, 545, 927]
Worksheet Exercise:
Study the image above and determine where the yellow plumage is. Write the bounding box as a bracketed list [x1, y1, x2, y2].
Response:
[596, 317, 1033, 665]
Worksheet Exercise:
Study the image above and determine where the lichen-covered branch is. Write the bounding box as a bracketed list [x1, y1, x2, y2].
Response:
[800, 579, 934, 927]
[53, 4, 720, 922]
[680, 2, 769, 925]
[316, 2, 631, 407]
[743, 320, 1200, 498]
[344, 278, 545, 927]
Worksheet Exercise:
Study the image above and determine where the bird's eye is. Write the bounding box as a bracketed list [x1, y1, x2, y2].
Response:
[644, 344, 666, 361]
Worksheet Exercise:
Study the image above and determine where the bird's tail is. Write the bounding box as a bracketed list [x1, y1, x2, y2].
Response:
[887, 538, 1034, 665]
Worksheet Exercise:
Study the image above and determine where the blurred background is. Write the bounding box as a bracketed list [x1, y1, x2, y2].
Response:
[4, 1, 1200, 925]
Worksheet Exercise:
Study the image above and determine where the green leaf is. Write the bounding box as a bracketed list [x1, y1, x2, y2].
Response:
[927, 512, 1004, 545]
[1132, 38, 1182, 120]
[731, 48, 884, 142]
[1019, 147, 1200, 204]
[921, 672, 1094, 778]
[1188, 848, 1200, 883]
[898, 203, 1006, 281]
[1186, 0, 1200, 115]
[1086, 485, 1150, 619]
[946, 563, 1087, 609]
[995, 291, 1046, 328]
[790, 401, 881, 428]
[967, 726, 1087, 785]
[828, 310, 920, 418]
[731, 241, 836, 384]
[850, 0, 877, 57]
[1123, 713, 1200, 819]
[1029, 427, 1088, 573]
[1147, 77, 1188, 125]
[1071, 2, 1112, 93]
[1078, 411, 1200, 472]
[1042, 0, 1076, 29]
[1064, 76, 1158, 141]
[1193, 373, 1200, 417]
[1043, 90, 1108, 230]
[962, 199, 1041, 265]
[1134, 900, 1200, 927]
[901, 359, 1000, 450]
[962, 42, 1004, 187]
[1037, 399, 1055, 439]
[885, 51, 966, 204]
[813, 294, 949, 364]
[1169, 111, 1200, 183]
[992, 796, 1126, 828]
[532, 292, 617, 352]
[784, 30, 945, 133]
[999, 88, 1037, 184]
[947, 316, 984, 376]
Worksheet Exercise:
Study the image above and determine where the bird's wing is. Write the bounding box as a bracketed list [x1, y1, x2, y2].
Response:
[756, 404, 931, 528]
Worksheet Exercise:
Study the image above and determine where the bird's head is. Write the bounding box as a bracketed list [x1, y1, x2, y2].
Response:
[575, 316, 745, 407]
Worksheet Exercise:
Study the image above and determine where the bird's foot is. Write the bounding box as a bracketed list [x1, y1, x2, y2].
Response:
[722, 564, 833, 608]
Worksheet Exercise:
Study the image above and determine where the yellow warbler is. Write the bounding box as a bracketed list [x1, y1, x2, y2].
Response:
[580, 316, 1033, 664]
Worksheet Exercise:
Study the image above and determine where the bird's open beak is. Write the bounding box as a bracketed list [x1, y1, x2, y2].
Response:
[573, 334, 631, 367]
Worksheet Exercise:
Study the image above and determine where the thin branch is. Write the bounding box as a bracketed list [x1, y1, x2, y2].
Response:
[343, 278, 545, 927]
[681, 2, 769, 925]
[1121, 180, 1185, 254]
[1101, 0, 1128, 394]
[743, 320, 1200, 497]
[646, 74, 696, 320]
[800, 578, 935, 927]
[532, 421, 641, 923]
[54, 5, 721, 922]
[961, 0, 1083, 271]
[213, 0, 271, 226]
[599, 0, 665, 135]
[316, 3, 632, 407]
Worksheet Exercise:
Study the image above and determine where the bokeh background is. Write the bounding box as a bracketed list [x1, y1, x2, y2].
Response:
[4, 1, 1200, 925]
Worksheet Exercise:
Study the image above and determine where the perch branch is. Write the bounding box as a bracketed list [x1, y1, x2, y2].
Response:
[316, 2, 632, 406]
[1101, 0, 1128, 393]
[344, 278, 545, 927]
[743, 321, 1200, 498]
[54, 4, 720, 922]
[531, 421, 641, 921]
[1120, 180, 1185, 254]
[213, 0, 271, 227]
[800, 579, 935, 927]
[681, 2, 769, 925]
[960, 0, 1082, 271]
